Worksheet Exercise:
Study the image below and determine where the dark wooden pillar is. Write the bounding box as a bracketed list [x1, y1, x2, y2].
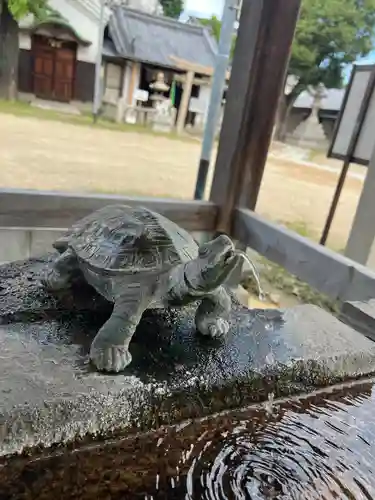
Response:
[210, 0, 301, 234]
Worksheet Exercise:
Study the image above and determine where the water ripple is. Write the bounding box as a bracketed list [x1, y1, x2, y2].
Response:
[152, 383, 375, 499]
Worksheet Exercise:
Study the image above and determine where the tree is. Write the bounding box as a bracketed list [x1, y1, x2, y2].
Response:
[159, 0, 183, 19]
[199, 15, 221, 41]
[199, 15, 237, 58]
[275, 0, 375, 140]
[0, 0, 49, 99]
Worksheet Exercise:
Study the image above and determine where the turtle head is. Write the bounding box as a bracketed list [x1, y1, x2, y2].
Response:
[185, 235, 241, 292]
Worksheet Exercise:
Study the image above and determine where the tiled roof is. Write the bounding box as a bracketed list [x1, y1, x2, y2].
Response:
[108, 6, 218, 69]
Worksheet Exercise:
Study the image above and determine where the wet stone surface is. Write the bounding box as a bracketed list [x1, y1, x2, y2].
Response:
[1, 255, 375, 458]
[0, 253, 113, 323]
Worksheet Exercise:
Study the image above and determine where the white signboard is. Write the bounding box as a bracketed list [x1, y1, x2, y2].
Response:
[189, 97, 206, 114]
[134, 89, 149, 102]
[328, 64, 375, 166]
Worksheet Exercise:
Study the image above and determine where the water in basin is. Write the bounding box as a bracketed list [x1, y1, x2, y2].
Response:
[142, 380, 375, 499]
[2, 380, 375, 499]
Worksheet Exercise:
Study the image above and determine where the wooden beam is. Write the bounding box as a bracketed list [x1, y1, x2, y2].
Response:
[210, 0, 301, 233]
[176, 70, 194, 135]
[234, 208, 375, 302]
[0, 189, 218, 232]
[173, 74, 211, 86]
[169, 55, 231, 80]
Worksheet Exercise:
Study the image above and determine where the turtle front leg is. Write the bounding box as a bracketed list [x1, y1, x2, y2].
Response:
[166, 266, 232, 338]
[195, 286, 232, 338]
[42, 248, 77, 291]
[90, 290, 153, 373]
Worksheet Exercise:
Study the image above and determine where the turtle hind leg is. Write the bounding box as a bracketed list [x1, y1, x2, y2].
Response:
[90, 288, 154, 373]
[42, 248, 77, 291]
[195, 286, 232, 338]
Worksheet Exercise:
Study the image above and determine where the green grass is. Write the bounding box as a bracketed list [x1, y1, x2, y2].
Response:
[0, 99, 195, 142]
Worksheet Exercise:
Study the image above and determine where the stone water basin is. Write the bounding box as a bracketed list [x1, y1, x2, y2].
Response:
[1, 380, 375, 499]
[1, 255, 375, 498]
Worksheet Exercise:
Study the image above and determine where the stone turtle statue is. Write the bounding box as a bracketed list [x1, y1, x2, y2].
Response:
[43, 205, 243, 373]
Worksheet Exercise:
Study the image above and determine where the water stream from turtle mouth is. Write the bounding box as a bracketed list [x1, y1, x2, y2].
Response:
[234, 250, 266, 301]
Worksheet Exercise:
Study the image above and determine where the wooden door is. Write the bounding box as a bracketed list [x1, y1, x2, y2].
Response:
[32, 36, 76, 102]
[54, 47, 75, 102]
[33, 42, 54, 100]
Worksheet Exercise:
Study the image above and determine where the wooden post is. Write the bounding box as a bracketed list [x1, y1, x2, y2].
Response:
[210, 0, 301, 234]
[127, 62, 140, 105]
[345, 141, 375, 266]
[176, 70, 194, 135]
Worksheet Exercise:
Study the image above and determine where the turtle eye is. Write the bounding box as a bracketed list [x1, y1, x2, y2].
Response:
[199, 245, 210, 257]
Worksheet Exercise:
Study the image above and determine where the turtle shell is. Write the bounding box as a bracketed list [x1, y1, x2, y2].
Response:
[53, 204, 199, 274]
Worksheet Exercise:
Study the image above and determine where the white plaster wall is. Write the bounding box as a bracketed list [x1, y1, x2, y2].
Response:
[49, 0, 99, 63]
[19, 0, 112, 64]
[19, 32, 31, 50]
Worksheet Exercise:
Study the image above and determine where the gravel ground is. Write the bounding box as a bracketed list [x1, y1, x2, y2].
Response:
[0, 113, 365, 249]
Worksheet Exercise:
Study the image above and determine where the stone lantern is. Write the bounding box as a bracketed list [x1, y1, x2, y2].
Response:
[149, 72, 175, 132]
[149, 72, 170, 108]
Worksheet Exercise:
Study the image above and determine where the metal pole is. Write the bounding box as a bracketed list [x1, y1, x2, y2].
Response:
[93, 0, 106, 123]
[193, 0, 238, 200]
